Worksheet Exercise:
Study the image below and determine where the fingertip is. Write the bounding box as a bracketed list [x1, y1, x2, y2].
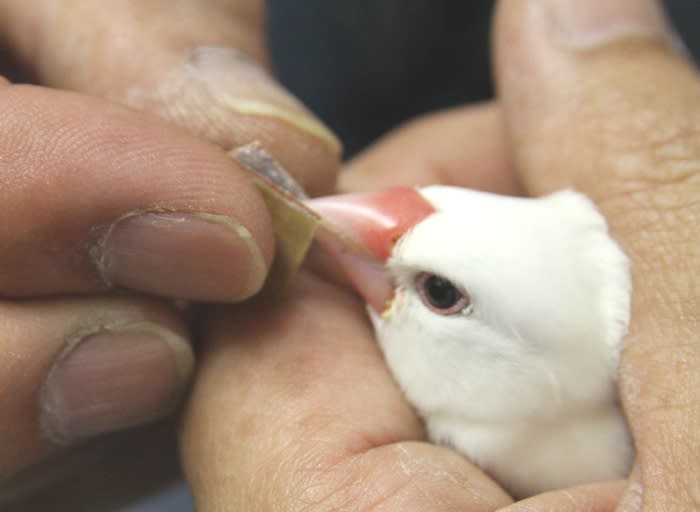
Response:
[0, 0, 342, 198]
[95, 210, 270, 302]
[0, 84, 277, 300]
[183, 46, 341, 153]
[340, 103, 520, 195]
[118, 45, 342, 197]
[494, 0, 681, 91]
[493, 0, 700, 195]
[0, 297, 194, 479]
[495, 480, 626, 512]
[40, 321, 194, 446]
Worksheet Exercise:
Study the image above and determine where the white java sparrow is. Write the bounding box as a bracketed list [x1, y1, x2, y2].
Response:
[309, 185, 634, 498]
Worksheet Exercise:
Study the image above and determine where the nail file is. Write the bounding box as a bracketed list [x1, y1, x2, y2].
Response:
[231, 142, 320, 293]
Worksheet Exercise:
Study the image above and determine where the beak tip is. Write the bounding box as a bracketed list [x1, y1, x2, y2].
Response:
[307, 187, 435, 262]
[307, 187, 433, 314]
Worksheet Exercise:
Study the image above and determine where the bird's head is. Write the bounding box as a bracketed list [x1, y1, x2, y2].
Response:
[309, 186, 630, 423]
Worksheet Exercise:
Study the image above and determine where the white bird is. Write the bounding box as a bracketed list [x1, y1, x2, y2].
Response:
[309, 185, 634, 498]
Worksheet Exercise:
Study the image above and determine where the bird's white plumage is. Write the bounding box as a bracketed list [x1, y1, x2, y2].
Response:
[369, 186, 633, 498]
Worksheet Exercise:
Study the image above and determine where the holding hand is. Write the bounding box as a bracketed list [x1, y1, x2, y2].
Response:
[0, 0, 339, 498]
[181, 0, 699, 511]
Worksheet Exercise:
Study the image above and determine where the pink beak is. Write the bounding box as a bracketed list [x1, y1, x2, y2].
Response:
[307, 187, 436, 313]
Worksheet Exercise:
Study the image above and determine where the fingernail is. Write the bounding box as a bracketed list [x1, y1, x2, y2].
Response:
[186, 46, 341, 153]
[95, 211, 267, 301]
[546, 0, 675, 50]
[40, 322, 194, 445]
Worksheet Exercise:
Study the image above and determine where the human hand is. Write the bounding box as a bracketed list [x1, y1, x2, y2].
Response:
[179, 0, 698, 510]
[344, 0, 699, 510]
[0, 0, 339, 502]
[492, 1, 699, 509]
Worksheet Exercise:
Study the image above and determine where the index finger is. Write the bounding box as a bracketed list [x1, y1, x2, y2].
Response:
[0, 84, 273, 301]
[0, 0, 340, 196]
[340, 102, 522, 195]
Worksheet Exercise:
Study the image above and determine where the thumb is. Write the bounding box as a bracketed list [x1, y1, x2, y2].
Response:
[494, 0, 700, 510]
[494, 0, 697, 198]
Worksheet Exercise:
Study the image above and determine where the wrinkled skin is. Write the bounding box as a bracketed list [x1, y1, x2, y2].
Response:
[0, 0, 339, 506]
[1, 1, 699, 511]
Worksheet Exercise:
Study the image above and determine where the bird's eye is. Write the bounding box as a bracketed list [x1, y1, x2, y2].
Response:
[416, 273, 471, 315]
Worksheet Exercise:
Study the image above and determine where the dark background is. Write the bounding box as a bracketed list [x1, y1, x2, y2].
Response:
[269, 0, 700, 157]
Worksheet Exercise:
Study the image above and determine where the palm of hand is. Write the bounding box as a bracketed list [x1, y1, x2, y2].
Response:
[182, 272, 514, 511]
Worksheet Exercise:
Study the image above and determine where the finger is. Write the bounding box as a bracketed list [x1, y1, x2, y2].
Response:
[340, 101, 522, 195]
[494, 0, 700, 509]
[181, 273, 512, 511]
[0, 296, 193, 482]
[497, 480, 626, 512]
[0, 84, 274, 301]
[494, 0, 700, 198]
[0, 0, 339, 195]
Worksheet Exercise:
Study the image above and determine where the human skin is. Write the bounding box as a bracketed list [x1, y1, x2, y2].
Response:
[181, 1, 699, 511]
[1, 0, 698, 511]
[0, 0, 339, 500]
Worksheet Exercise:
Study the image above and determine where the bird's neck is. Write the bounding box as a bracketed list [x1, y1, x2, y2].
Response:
[426, 402, 633, 497]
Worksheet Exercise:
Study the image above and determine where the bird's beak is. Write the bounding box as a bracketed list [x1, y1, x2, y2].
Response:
[307, 187, 435, 313]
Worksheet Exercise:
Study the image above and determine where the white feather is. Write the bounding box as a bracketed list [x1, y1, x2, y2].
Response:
[369, 186, 633, 498]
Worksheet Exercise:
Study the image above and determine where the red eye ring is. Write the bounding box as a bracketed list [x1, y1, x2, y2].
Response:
[416, 273, 471, 315]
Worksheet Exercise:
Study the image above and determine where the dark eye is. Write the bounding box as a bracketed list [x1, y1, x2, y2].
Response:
[416, 273, 471, 315]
